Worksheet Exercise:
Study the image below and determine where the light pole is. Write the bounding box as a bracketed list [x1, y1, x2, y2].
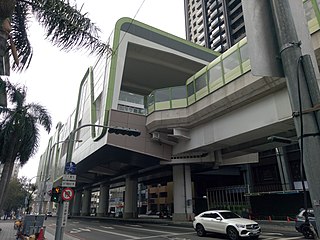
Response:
[55, 124, 140, 240]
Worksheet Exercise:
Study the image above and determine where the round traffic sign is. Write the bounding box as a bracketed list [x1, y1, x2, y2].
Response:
[65, 162, 76, 174]
[61, 188, 74, 201]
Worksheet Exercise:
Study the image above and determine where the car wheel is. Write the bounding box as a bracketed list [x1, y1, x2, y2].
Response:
[196, 224, 206, 237]
[227, 226, 239, 240]
[301, 225, 315, 239]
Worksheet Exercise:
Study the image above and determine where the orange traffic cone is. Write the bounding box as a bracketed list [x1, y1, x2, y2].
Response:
[268, 216, 272, 222]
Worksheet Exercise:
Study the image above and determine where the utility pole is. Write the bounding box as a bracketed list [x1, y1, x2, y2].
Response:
[269, 0, 320, 234]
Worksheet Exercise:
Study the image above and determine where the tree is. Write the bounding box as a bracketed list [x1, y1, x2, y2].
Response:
[2, 177, 29, 215]
[1, 0, 108, 72]
[0, 0, 110, 105]
[0, 80, 52, 211]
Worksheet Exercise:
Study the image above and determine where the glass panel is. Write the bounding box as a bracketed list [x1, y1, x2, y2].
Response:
[155, 89, 170, 102]
[240, 44, 249, 62]
[208, 63, 222, 83]
[195, 73, 207, 91]
[147, 93, 154, 107]
[171, 86, 187, 100]
[187, 82, 195, 97]
[119, 91, 144, 105]
[304, 0, 316, 21]
[223, 51, 240, 72]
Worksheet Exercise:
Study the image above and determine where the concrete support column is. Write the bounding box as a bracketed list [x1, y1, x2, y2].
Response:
[242, 164, 254, 193]
[97, 183, 109, 217]
[81, 188, 91, 216]
[123, 176, 138, 219]
[275, 147, 293, 191]
[172, 164, 194, 222]
[71, 190, 82, 216]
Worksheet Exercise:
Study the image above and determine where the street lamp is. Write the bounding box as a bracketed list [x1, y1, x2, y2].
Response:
[55, 124, 140, 240]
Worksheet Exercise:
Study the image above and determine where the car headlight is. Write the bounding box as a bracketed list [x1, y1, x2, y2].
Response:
[236, 224, 245, 228]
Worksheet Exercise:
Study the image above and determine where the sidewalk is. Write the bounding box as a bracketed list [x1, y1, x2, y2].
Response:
[0, 220, 77, 240]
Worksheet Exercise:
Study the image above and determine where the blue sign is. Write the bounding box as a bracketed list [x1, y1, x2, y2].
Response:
[65, 162, 76, 174]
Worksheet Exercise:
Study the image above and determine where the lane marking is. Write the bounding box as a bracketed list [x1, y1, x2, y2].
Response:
[263, 233, 284, 236]
[87, 226, 140, 239]
[101, 226, 114, 229]
[113, 224, 181, 234]
[124, 231, 195, 240]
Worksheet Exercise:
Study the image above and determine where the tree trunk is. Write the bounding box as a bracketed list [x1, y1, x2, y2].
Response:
[0, 77, 7, 107]
[0, 133, 21, 211]
[0, 159, 15, 211]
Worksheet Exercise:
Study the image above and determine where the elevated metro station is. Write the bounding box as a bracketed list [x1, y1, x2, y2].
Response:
[37, 1, 320, 221]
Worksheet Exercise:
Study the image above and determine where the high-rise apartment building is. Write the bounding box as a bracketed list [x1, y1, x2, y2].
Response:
[184, 0, 246, 53]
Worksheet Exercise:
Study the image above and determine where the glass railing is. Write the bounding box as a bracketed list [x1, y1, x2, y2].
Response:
[147, 0, 320, 115]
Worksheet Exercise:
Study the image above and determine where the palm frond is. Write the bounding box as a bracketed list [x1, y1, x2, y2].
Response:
[17, 116, 39, 165]
[31, 0, 108, 56]
[26, 103, 52, 133]
[11, 0, 33, 71]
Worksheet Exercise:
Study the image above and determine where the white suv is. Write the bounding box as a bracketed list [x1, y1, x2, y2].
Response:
[193, 210, 261, 240]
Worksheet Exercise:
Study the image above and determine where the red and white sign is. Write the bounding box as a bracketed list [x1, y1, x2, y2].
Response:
[61, 188, 74, 201]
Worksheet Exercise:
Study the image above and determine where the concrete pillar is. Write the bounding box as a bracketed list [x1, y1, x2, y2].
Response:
[123, 176, 138, 219]
[242, 164, 254, 193]
[275, 147, 293, 191]
[172, 164, 194, 221]
[97, 183, 109, 217]
[71, 190, 82, 216]
[81, 188, 91, 216]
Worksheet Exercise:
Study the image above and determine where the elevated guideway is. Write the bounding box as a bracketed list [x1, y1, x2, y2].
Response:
[146, 29, 320, 166]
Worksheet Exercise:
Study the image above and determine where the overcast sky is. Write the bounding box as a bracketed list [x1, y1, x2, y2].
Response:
[13, 0, 186, 180]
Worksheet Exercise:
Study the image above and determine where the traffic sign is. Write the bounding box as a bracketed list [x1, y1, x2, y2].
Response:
[63, 174, 77, 181]
[65, 162, 76, 174]
[61, 188, 74, 201]
[61, 180, 76, 188]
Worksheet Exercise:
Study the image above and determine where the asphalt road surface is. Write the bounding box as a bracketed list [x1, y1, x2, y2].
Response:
[44, 218, 305, 240]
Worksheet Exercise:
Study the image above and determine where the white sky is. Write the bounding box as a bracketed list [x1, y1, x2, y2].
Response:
[13, 0, 186, 179]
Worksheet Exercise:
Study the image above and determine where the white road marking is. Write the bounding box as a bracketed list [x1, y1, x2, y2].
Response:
[113, 224, 182, 234]
[101, 226, 114, 229]
[124, 232, 194, 240]
[78, 228, 91, 232]
[263, 232, 284, 236]
[87, 226, 141, 239]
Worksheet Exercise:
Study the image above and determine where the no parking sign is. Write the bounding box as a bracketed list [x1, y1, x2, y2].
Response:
[61, 188, 74, 201]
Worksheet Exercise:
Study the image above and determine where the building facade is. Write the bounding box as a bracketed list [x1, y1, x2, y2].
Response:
[184, 0, 245, 53]
[36, 1, 320, 221]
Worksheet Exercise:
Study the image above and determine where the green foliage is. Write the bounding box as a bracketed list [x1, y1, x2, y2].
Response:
[2, 178, 28, 212]
[10, 0, 108, 72]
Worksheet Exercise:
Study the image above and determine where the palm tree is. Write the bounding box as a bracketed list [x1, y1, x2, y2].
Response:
[1, 0, 108, 72]
[0, 0, 110, 105]
[0, 80, 52, 211]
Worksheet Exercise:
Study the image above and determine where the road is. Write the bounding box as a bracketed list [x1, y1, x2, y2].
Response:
[44, 218, 305, 240]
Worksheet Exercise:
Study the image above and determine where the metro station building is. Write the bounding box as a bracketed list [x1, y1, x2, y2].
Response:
[36, 1, 320, 221]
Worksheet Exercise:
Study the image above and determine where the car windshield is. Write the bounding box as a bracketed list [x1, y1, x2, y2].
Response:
[219, 211, 241, 219]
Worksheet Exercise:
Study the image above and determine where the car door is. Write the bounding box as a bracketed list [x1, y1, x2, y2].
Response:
[199, 213, 215, 231]
[210, 213, 226, 234]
